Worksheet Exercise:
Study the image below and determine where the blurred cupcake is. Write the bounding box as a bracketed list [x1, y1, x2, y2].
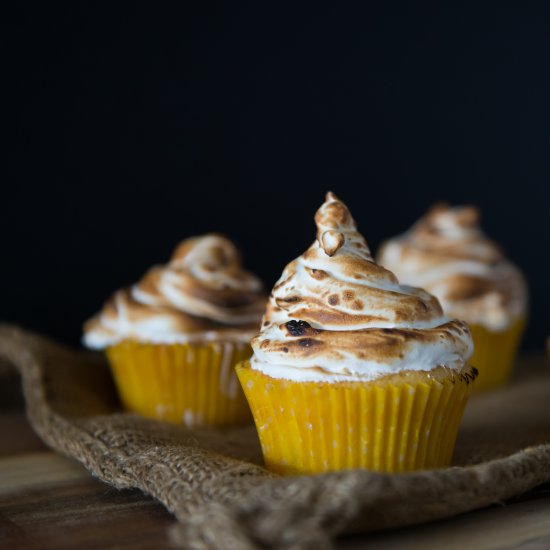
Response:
[236, 193, 475, 475]
[378, 204, 527, 392]
[84, 234, 265, 427]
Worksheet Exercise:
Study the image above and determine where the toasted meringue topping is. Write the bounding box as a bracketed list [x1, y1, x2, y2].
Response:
[377, 204, 528, 331]
[83, 234, 265, 348]
[251, 193, 473, 382]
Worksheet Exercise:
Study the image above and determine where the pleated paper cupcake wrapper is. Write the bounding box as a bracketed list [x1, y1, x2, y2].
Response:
[469, 315, 526, 393]
[237, 362, 476, 475]
[106, 341, 253, 427]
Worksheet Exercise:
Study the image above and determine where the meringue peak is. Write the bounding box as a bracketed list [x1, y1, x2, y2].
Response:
[420, 203, 482, 236]
[315, 192, 372, 259]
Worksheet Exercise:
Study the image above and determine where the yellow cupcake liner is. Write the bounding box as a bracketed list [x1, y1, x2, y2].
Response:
[469, 316, 526, 393]
[106, 340, 253, 427]
[236, 362, 476, 475]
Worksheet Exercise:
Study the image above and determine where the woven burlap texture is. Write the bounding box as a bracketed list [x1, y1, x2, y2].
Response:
[1, 324, 550, 550]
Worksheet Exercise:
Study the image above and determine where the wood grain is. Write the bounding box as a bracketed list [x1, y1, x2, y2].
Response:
[0, 439, 174, 549]
[343, 491, 550, 550]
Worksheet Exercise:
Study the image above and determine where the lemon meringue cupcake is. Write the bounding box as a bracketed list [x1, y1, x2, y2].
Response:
[84, 234, 265, 427]
[236, 193, 475, 475]
[378, 204, 528, 392]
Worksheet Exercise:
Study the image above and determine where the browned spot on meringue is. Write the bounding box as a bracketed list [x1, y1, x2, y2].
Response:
[299, 338, 322, 348]
[289, 305, 386, 327]
[328, 294, 339, 306]
[277, 295, 301, 304]
[306, 268, 328, 280]
[283, 321, 321, 338]
[343, 290, 355, 301]
[443, 275, 497, 301]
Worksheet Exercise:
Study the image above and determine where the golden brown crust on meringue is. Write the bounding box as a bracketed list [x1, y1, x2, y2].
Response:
[251, 193, 473, 381]
[257, 320, 471, 366]
[377, 203, 527, 330]
[84, 288, 252, 337]
[83, 235, 266, 349]
[137, 266, 263, 309]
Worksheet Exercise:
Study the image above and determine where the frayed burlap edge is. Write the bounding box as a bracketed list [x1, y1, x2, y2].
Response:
[1, 324, 550, 550]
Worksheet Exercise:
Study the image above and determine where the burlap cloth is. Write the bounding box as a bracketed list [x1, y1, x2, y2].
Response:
[1, 324, 550, 549]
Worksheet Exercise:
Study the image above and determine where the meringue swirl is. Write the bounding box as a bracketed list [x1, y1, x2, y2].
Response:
[84, 234, 265, 349]
[251, 193, 473, 382]
[377, 204, 527, 331]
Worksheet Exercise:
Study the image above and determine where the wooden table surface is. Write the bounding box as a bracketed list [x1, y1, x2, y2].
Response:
[2, 379, 550, 549]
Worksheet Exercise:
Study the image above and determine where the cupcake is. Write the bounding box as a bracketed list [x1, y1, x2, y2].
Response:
[83, 234, 265, 427]
[377, 204, 527, 392]
[236, 193, 475, 474]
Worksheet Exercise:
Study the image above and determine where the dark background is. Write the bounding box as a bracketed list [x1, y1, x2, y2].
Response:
[3, 3, 549, 350]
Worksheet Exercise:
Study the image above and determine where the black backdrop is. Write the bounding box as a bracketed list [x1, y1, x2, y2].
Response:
[3, 3, 549, 350]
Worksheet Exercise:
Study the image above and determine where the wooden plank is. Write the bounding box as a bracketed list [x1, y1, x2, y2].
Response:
[0, 458, 174, 549]
[0, 412, 47, 457]
[343, 494, 550, 549]
[0, 416, 175, 549]
[0, 452, 90, 494]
